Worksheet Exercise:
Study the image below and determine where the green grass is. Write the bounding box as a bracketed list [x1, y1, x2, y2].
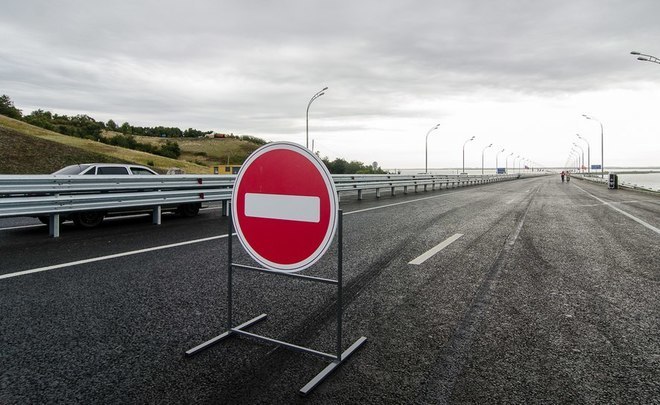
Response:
[0, 125, 132, 174]
[0, 115, 260, 174]
[104, 132, 259, 167]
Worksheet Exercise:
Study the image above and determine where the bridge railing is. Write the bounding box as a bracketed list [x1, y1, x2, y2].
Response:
[333, 173, 518, 199]
[0, 173, 521, 237]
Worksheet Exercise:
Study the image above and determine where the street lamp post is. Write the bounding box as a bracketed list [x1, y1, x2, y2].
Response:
[513, 155, 521, 174]
[425, 124, 440, 174]
[570, 151, 580, 171]
[631, 51, 660, 65]
[570, 148, 579, 171]
[582, 114, 604, 178]
[462, 136, 475, 174]
[495, 148, 505, 174]
[481, 143, 492, 175]
[576, 133, 590, 174]
[573, 143, 584, 172]
[306, 87, 328, 149]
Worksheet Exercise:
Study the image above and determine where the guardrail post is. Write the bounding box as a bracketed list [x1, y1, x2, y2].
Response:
[391, 187, 395, 196]
[49, 214, 60, 238]
[376, 188, 381, 198]
[357, 189, 363, 200]
[222, 200, 229, 217]
[404, 186, 408, 195]
[152, 206, 162, 225]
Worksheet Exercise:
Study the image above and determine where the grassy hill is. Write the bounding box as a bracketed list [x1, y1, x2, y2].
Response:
[102, 131, 260, 167]
[0, 115, 262, 174]
[0, 125, 133, 174]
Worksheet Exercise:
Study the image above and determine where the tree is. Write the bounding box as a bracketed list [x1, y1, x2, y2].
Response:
[0, 95, 22, 119]
[106, 119, 118, 131]
[158, 140, 181, 158]
[322, 157, 386, 174]
[119, 122, 132, 134]
[183, 128, 206, 138]
[24, 109, 54, 130]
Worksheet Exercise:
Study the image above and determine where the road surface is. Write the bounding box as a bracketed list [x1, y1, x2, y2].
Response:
[1, 175, 658, 403]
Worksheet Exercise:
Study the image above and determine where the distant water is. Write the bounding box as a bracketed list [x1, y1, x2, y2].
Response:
[616, 172, 660, 192]
[388, 168, 660, 192]
[391, 168, 521, 176]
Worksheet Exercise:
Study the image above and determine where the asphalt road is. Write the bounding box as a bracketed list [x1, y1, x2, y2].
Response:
[1, 175, 658, 404]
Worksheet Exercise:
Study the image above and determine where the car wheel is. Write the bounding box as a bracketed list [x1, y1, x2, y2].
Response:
[177, 203, 200, 217]
[72, 212, 105, 228]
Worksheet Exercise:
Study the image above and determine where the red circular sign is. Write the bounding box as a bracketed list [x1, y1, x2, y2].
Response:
[231, 142, 338, 272]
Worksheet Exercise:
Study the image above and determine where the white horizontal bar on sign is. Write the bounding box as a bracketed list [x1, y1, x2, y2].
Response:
[409, 233, 463, 265]
[244, 193, 320, 223]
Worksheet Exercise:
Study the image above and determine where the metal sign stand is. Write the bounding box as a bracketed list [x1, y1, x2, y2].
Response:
[186, 206, 367, 396]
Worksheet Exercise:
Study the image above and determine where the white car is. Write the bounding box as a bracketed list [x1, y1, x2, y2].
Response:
[53, 163, 159, 176]
[42, 163, 201, 228]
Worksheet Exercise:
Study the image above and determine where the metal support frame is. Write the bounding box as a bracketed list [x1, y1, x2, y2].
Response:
[48, 214, 60, 237]
[186, 207, 367, 396]
[152, 206, 162, 225]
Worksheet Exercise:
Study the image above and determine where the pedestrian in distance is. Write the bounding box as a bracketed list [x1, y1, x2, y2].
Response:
[566, 171, 571, 182]
[561, 171, 565, 182]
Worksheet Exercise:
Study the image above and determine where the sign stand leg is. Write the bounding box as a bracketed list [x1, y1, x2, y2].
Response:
[337, 211, 343, 361]
[186, 208, 366, 396]
[186, 209, 268, 356]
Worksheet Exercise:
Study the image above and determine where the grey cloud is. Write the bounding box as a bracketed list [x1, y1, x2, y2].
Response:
[1, 0, 659, 146]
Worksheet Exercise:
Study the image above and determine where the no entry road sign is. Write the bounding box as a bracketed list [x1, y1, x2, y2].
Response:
[231, 142, 338, 272]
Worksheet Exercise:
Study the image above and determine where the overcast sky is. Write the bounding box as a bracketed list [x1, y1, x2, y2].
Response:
[1, 0, 659, 170]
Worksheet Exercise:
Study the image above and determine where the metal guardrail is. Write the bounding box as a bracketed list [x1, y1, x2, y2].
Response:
[0, 173, 522, 237]
[572, 173, 659, 194]
[0, 175, 234, 237]
[333, 173, 518, 199]
[571, 173, 608, 185]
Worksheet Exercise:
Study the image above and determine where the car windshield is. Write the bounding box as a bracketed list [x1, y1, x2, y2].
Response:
[53, 164, 92, 175]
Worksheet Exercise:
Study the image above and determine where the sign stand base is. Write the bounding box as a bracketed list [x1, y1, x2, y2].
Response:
[186, 208, 367, 396]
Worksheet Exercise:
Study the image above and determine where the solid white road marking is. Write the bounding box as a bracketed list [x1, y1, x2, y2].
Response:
[1, 188, 469, 280]
[574, 185, 659, 235]
[244, 193, 320, 222]
[0, 224, 45, 231]
[409, 233, 463, 265]
[0, 234, 232, 280]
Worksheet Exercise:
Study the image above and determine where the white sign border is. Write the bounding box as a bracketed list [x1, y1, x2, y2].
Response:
[231, 141, 338, 273]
